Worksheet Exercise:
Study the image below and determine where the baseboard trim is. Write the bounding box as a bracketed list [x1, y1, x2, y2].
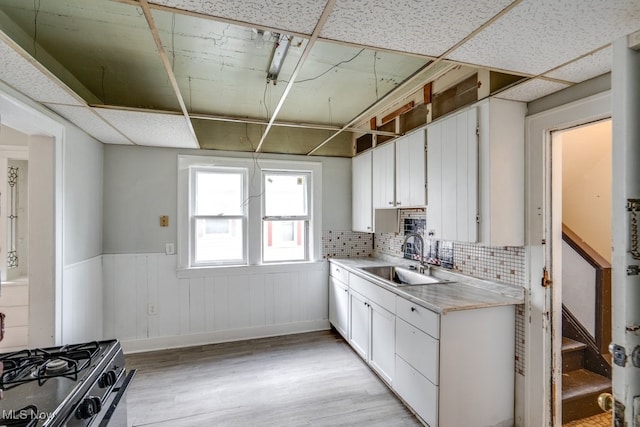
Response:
[120, 320, 331, 354]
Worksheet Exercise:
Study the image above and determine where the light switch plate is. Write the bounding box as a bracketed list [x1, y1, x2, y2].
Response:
[165, 243, 175, 255]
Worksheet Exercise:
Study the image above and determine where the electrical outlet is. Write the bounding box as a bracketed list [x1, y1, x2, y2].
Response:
[165, 243, 175, 255]
[147, 303, 158, 315]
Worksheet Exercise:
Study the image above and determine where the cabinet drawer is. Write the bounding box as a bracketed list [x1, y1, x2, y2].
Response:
[396, 297, 439, 338]
[349, 274, 395, 313]
[395, 355, 438, 427]
[396, 318, 439, 384]
[329, 263, 349, 284]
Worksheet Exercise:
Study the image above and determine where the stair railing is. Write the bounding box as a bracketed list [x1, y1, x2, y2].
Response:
[562, 224, 612, 355]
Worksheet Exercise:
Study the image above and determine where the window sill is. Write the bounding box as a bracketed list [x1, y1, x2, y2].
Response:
[176, 260, 326, 279]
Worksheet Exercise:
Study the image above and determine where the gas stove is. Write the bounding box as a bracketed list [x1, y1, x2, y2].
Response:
[0, 340, 135, 426]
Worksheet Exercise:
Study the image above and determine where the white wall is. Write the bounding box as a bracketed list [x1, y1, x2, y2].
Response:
[103, 253, 329, 353]
[561, 120, 612, 262]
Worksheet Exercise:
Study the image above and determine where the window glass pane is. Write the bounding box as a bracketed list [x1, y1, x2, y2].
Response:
[264, 173, 308, 217]
[195, 218, 243, 263]
[195, 171, 244, 215]
[263, 220, 306, 262]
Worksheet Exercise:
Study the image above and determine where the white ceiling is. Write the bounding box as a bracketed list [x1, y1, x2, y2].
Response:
[0, 0, 638, 155]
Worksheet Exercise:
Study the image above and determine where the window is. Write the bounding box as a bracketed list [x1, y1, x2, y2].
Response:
[178, 155, 321, 271]
[191, 167, 247, 266]
[262, 171, 310, 262]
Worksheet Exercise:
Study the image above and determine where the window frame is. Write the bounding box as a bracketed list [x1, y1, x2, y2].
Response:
[261, 170, 312, 263]
[177, 155, 322, 274]
[190, 166, 248, 267]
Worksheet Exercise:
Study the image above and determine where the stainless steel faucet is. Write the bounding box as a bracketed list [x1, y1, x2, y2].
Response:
[401, 232, 429, 273]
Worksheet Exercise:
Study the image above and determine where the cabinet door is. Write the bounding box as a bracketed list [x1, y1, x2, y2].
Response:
[352, 151, 373, 232]
[369, 301, 395, 385]
[426, 121, 443, 238]
[396, 131, 426, 207]
[372, 142, 395, 209]
[349, 290, 369, 359]
[329, 277, 349, 338]
[426, 108, 478, 242]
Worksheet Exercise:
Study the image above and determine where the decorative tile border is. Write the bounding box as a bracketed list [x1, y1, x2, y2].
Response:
[322, 230, 373, 259]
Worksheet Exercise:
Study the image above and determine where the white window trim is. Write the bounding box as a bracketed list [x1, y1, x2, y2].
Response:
[261, 169, 311, 263]
[177, 155, 322, 275]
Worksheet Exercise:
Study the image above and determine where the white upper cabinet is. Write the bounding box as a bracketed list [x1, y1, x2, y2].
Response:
[352, 151, 373, 233]
[427, 107, 478, 242]
[395, 130, 426, 207]
[372, 130, 426, 210]
[372, 142, 396, 209]
[426, 98, 525, 245]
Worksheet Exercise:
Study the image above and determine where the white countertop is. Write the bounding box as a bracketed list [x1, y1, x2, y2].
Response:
[329, 257, 525, 314]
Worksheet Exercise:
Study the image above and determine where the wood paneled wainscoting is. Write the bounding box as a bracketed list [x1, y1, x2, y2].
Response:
[103, 254, 329, 353]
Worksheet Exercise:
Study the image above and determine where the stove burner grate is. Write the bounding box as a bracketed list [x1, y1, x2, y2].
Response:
[0, 341, 101, 390]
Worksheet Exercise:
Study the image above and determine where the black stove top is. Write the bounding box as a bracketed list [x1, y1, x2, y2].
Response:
[0, 340, 127, 427]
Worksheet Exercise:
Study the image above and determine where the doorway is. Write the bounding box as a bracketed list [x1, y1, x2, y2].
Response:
[551, 119, 613, 424]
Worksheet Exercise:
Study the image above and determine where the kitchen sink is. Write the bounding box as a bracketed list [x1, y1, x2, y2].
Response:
[360, 265, 450, 286]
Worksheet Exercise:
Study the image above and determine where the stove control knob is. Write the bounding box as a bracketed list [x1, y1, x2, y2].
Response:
[99, 370, 118, 388]
[75, 396, 102, 419]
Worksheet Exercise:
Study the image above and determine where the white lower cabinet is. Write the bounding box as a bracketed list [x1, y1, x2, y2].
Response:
[329, 276, 349, 339]
[394, 297, 515, 427]
[330, 262, 515, 427]
[348, 273, 396, 385]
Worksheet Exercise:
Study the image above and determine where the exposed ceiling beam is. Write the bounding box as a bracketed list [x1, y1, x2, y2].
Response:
[190, 113, 400, 137]
[254, 0, 336, 152]
[139, 0, 198, 146]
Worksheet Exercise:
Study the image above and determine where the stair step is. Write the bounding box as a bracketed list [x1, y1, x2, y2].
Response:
[562, 337, 587, 372]
[562, 337, 587, 353]
[562, 368, 611, 423]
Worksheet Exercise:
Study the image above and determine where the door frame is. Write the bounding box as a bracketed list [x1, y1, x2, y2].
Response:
[524, 90, 611, 426]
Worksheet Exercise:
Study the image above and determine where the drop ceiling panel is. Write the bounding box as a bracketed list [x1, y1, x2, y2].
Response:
[193, 119, 352, 156]
[0, 35, 83, 106]
[45, 104, 132, 145]
[149, 0, 326, 35]
[278, 41, 430, 125]
[0, 0, 180, 110]
[495, 78, 570, 103]
[151, 8, 305, 118]
[320, 0, 514, 57]
[95, 108, 198, 148]
[447, 0, 640, 75]
[544, 46, 611, 83]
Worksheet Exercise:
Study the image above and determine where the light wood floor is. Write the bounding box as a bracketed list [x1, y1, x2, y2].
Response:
[125, 330, 421, 426]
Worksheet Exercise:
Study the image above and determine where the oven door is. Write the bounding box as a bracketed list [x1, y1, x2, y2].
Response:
[96, 369, 136, 427]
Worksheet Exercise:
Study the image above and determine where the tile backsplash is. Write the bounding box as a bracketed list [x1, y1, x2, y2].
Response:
[322, 230, 373, 259]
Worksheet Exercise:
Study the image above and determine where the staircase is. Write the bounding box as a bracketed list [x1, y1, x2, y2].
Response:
[561, 336, 611, 423]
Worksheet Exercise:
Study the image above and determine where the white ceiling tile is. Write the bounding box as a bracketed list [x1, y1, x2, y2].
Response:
[320, 0, 513, 57]
[0, 36, 84, 106]
[447, 0, 640, 75]
[149, 0, 325, 34]
[94, 108, 198, 148]
[45, 104, 133, 145]
[544, 46, 611, 83]
[495, 79, 570, 103]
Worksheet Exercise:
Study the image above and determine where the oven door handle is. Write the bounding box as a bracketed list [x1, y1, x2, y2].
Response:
[98, 369, 137, 427]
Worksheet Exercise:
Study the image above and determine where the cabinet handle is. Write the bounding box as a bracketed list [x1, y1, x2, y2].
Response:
[396, 202, 401, 205]
[343, 288, 348, 293]
[388, 201, 393, 205]
[410, 307, 417, 312]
